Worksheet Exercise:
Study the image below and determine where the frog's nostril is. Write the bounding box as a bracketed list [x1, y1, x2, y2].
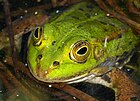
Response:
[53, 61, 60, 66]
[38, 54, 42, 60]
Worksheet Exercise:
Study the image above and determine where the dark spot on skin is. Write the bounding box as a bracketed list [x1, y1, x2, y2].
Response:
[86, 4, 94, 10]
[103, 28, 108, 32]
[78, 8, 84, 11]
[71, 16, 80, 20]
[53, 61, 60, 66]
[129, 41, 132, 45]
[101, 74, 111, 83]
[99, 21, 108, 25]
[36, 63, 40, 77]
[38, 54, 42, 60]
[130, 97, 137, 101]
[115, 34, 122, 39]
[81, 41, 87, 45]
[85, 13, 91, 18]
[77, 25, 82, 28]
[52, 41, 56, 46]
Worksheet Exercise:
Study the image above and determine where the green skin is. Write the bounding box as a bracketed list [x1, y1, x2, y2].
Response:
[27, 1, 140, 83]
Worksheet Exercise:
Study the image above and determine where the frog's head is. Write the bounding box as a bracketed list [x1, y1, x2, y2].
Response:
[27, 25, 102, 83]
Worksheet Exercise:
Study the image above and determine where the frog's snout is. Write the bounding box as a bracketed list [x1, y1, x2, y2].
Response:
[33, 60, 60, 80]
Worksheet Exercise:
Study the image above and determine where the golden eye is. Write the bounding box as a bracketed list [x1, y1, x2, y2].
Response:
[32, 27, 43, 46]
[70, 40, 91, 63]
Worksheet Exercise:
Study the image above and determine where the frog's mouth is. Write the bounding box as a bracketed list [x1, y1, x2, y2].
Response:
[51, 73, 96, 84]
[30, 68, 96, 84]
[29, 65, 112, 84]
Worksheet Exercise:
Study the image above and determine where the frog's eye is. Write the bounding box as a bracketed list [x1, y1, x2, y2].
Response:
[32, 27, 43, 46]
[70, 40, 91, 63]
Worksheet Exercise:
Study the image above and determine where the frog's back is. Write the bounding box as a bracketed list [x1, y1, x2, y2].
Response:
[46, 1, 133, 40]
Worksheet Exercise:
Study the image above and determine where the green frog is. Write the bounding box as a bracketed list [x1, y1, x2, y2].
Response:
[27, 0, 140, 92]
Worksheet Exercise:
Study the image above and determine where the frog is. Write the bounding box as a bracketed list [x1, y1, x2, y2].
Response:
[0, 0, 138, 100]
[27, 1, 139, 82]
[27, 1, 140, 100]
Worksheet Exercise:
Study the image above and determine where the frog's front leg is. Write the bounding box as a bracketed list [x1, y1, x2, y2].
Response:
[86, 68, 140, 101]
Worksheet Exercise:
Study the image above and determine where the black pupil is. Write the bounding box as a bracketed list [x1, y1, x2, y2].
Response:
[77, 47, 87, 55]
[34, 28, 39, 38]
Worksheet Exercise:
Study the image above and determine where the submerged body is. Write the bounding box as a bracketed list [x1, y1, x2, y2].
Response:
[27, 1, 139, 83]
